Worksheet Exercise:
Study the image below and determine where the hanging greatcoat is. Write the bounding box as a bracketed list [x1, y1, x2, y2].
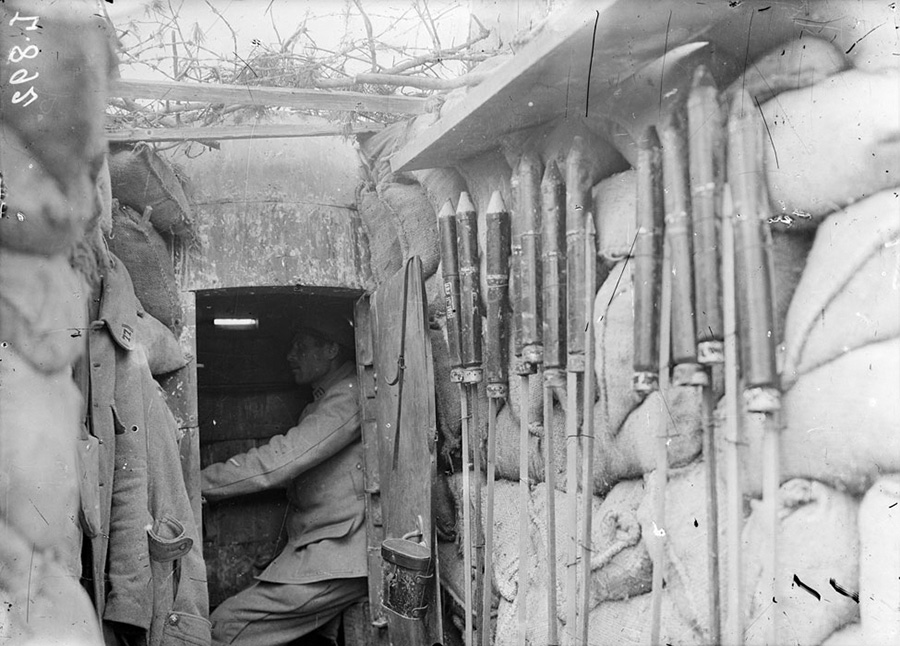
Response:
[86, 256, 210, 645]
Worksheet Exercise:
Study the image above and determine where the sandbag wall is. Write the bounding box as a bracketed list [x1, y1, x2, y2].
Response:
[0, 2, 117, 644]
[0, 3, 209, 642]
[359, 19, 900, 646]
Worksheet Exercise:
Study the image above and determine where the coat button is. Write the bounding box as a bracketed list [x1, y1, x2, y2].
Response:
[356, 463, 362, 470]
[168, 613, 179, 626]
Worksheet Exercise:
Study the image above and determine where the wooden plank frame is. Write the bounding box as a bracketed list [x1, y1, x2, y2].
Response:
[110, 78, 428, 115]
[354, 295, 392, 645]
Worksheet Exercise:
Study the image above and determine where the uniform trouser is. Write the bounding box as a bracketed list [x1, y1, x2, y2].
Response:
[210, 577, 367, 646]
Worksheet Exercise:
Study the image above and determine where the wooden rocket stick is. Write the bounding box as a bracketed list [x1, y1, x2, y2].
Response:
[720, 181, 744, 646]
[649, 208, 674, 646]
[541, 160, 566, 646]
[564, 137, 589, 644]
[438, 198, 473, 644]
[483, 190, 510, 646]
[578, 213, 597, 646]
[688, 65, 725, 644]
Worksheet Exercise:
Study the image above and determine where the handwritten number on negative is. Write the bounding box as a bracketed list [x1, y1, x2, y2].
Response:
[8, 13, 41, 30]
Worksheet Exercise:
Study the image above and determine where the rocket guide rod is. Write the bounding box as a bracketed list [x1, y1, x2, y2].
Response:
[578, 214, 596, 646]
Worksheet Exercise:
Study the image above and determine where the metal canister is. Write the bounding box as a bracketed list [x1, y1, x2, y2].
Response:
[381, 537, 433, 620]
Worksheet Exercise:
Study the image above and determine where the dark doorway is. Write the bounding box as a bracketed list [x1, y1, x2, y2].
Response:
[195, 285, 362, 609]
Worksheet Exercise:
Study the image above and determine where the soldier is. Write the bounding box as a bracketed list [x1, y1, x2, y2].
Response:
[202, 311, 367, 645]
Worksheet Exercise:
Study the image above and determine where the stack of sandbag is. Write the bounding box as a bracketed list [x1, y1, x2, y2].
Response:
[107, 143, 197, 338]
[107, 202, 185, 337]
[635, 462, 860, 645]
[824, 475, 900, 645]
[759, 66, 900, 224]
[721, 190, 900, 497]
[0, 1, 116, 643]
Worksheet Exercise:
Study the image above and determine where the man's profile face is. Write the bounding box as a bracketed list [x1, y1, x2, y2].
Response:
[286, 333, 334, 386]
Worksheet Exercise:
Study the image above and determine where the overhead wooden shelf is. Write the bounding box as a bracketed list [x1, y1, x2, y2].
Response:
[109, 78, 429, 115]
[390, 0, 812, 172]
[106, 122, 384, 144]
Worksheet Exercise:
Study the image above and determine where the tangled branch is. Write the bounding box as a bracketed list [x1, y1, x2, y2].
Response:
[109, 0, 502, 131]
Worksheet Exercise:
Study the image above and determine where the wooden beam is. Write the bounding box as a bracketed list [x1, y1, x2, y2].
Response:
[109, 78, 429, 115]
[105, 122, 384, 143]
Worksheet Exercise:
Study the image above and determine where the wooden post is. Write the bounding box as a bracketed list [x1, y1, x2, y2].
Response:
[720, 182, 744, 646]
[649, 207, 674, 646]
[578, 214, 597, 646]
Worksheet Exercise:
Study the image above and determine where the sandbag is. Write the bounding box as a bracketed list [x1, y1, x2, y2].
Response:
[357, 184, 404, 284]
[594, 170, 636, 263]
[731, 338, 900, 496]
[108, 143, 196, 239]
[0, 1, 114, 191]
[0, 347, 81, 556]
[742, 479, 860, 646]
[636, 460, 728, 639]
[797, 0, 900, 72]
[96, 154, 114, 236]
[0, 519, 103, 646]
[594, 260, 643, 438]
[107, 204, 184, 336]
[857, 476, 900, 644]
[0, 248, 87, 373]
[586, 592, 700, 646]
[357, 123, 408, 185]
[410, 166, 469, 223]
[782, 190, 900, 386]
[595, 387, 703, 494]
[724, 36, 848, 107]
[377, 179, 441, 279]
[767, 228, 816, 345]
[761, 68, 900, 224]
[0, 126, 94, 256]
[136, 309, 187, 376]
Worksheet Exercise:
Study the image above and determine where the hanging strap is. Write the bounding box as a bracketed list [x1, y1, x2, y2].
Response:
[386, 258, 415, 471]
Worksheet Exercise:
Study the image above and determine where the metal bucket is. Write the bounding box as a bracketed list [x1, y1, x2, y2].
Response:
[381, 537, 432, 620]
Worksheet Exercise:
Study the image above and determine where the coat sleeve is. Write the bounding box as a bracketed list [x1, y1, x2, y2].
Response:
[201, 379, 360, 500]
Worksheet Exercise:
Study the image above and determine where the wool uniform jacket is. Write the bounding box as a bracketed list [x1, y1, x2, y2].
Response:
[86, 256, 210, 645]
[201, 361, 367, 584]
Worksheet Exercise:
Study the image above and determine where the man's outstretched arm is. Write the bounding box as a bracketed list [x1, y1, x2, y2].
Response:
[201, 379, 359, 500]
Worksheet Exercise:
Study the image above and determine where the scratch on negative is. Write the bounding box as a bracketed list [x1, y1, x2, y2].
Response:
[846, 22, 886, 55]
[754, 96, 779, 168]
[26, 546, 34, 623]
[740, 10, 755, 117]
[658, 10, 674, 116]
[585, 10, 600, 118]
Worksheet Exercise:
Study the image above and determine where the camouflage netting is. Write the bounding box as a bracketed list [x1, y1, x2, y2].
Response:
[364, 12, 900, 643]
